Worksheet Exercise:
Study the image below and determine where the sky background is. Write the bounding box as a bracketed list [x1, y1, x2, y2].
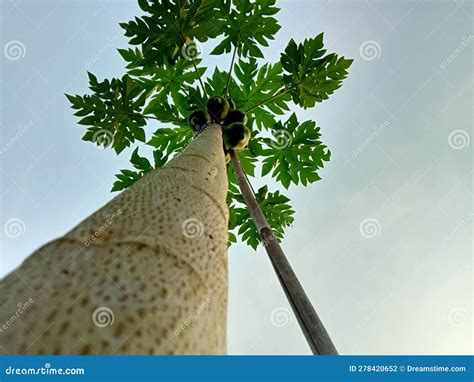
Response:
[1, 0, 472, 355]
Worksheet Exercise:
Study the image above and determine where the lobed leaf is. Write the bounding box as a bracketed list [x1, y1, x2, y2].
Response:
[147, 126, 194, 156]
[212, 0, 281, 59]
[260, 113, 330, 188]
[232, 58, 290, 130]
[228, 185, 295, 250]
[280, 33, 353, 108]
[112, 147, 154, 191]
[120, 0, 228, 67]
[66, 73, 150, 154]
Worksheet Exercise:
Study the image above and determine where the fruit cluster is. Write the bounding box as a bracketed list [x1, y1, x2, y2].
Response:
[188, 96, 251, 158]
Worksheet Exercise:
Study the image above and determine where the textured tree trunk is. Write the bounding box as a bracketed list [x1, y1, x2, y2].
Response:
[0, 124, 228, 355]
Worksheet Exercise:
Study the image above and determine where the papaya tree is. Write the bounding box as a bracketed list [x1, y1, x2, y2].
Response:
[0, 0, 351, 355]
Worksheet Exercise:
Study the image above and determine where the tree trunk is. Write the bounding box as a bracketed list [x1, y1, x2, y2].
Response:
[0, 124, 229, 355]
[229, 150, 338, 355]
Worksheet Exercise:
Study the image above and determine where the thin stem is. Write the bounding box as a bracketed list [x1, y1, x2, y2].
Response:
[179, 32, 207, 97]
[245, 87, 294, 113]
[118, 111, 184, 125]
[229, 149, 338, 356]
[224, 44, 238, 98]
[191, 57, 207, 97]
[167, 76, 191, 99]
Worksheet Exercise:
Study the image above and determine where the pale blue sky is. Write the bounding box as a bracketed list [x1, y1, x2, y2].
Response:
[1, 0, 472, 354]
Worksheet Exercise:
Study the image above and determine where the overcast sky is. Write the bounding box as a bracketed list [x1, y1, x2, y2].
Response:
[1, 0, 472, 355]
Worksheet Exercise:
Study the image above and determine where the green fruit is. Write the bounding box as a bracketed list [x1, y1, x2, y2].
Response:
[188, 110, 211, 133]
[223, 122, 251, 151]
[223, 109, 247, 127]
[227, 98, 236, 110]
[207, 96, 229, 122]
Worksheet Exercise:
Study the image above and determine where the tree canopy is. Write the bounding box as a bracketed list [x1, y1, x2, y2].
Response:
[66, 0, 352, 250]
